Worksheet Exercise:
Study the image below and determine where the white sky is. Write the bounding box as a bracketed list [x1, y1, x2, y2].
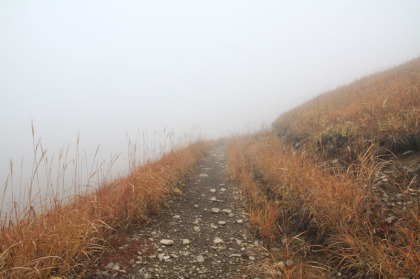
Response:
[1, 0, 420, 188]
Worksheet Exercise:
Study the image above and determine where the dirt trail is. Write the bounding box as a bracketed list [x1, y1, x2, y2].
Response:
[89, 143, 266, 278]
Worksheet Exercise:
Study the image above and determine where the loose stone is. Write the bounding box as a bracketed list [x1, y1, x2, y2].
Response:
[160, 239, 174, 246]
[112, 264, 120, 271]
[214, 237, 224, 244]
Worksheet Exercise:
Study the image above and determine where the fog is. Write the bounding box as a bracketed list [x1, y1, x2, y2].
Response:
[1, 1, 420, 206]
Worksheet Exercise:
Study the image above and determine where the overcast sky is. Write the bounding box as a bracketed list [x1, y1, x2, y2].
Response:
[1, 0, 420, 188]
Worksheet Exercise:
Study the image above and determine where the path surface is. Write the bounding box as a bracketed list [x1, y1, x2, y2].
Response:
[90, 144, 266, 278]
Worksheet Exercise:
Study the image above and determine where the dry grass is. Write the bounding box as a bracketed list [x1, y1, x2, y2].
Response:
[0, 139, 209, 278]
[227, 134, 419, 277]
[273, 57, 420, 160]
[227, 58, 420, 278]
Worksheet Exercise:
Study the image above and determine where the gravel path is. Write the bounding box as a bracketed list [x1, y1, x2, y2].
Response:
[90, 144, 266, 278]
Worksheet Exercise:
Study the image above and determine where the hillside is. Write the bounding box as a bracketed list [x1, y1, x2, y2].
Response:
[273, 57, 420, 159]
[228, 58, 420, 278]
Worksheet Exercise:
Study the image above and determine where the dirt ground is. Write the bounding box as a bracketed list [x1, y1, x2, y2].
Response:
[84, 143, 267, 278]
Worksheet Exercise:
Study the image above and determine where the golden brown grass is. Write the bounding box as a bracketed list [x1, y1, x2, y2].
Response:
[0, 141, 209, 278]
[227, 58, 420, 278]
[227, 133, 419, 277]
[273, 57, 420, 159]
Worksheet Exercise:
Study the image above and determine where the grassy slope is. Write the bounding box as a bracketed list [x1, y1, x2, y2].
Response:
[273, 57, 420, 159]
[228, 58, 420, 278]
[0, 141, 209, 278]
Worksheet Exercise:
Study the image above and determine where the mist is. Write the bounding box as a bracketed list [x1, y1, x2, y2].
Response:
[1, 1, 420, 206]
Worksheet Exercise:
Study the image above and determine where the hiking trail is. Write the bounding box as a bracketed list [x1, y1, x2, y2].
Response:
[87, 143, 267, 278]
